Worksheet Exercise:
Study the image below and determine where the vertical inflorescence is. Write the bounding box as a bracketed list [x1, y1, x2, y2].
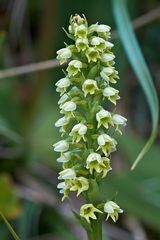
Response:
[54, 14, 127, 224]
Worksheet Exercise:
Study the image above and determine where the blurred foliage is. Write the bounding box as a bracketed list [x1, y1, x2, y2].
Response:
[0, 0, 160, 239]
[0, 173, 21, 219]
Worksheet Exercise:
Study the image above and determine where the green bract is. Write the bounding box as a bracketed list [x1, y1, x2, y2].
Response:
[55, 14, 127, 224]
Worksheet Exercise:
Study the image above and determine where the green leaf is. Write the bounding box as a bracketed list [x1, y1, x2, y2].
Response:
[112, 0, 159, 170]
[0, 212, 21, 240]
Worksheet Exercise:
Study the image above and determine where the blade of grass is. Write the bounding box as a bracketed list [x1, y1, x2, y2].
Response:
[112, 0, 159, 170]
[0, 211, 21, 240]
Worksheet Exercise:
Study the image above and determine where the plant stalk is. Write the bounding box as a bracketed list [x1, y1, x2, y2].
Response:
[87, 219, 102, 240]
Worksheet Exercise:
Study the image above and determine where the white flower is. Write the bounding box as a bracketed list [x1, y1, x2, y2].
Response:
[70, 123, 87, 143]
[75, 24, 88, 38]
[104, 201, 123, 222]
[86, 47, 100, 63]
[112, 114, 127, 134]
[103, 86, 120, 105]
[55, 116, 69, 128]
[97, 134, 117, 156]
[55, 77, 70, 95]
[101, 53, 115, 63]
[58, 168, 76, 180]
[96, 109, 112, 129]
[60, 101, 76, 113]
[67, 60, 83, 76]
[76, 38, 88, 52]
[82, 79, 98, 97]
[53, 140, 69, 152]
[57, 48, 72, 64]
[57, 151, 71, 163]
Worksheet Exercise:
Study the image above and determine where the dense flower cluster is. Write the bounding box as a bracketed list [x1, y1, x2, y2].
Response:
[54, 14, 126, 224]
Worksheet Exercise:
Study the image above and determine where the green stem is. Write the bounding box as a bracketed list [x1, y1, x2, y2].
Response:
[87, 219, 102, 240]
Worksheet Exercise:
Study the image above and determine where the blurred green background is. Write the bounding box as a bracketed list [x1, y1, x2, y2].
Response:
[0, 0, 160, 239]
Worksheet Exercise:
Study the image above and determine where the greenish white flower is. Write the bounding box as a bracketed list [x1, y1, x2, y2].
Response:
[82, 79, 98, 97]
[57, 151, 71, 163]
[67, 60, 83, 76]
[90, 36, 106, 52]
[105, 41, 114, 48]
[57, 180, 71, 201]
[75, 24, 88, 38]
[60, 101, 77, 113]
[55, 15, 127, 222]
[103, 86, 120, 105]
[112, 114, 127, 134]
[96, 109, 112, 129]
[80, 203, 102, 223]
[58, 93, 69, 106]
[89, 24, 111, 38]
[70, 177, 89, 196]
[58, 168, 76, 180]
[55, 116, 69, 128]
[86, 152, 111, 177]
[70, 123, 87, 143]
[53, 140, 69, 152]
[56, 48, 72, 64]
[97, 134, 117, 156]
[100, 67, 118, 83]
[100, 157, 112, 178]
[101, 53, 115, 63]
[76, 38, 88, 52]
[86, 47, 100, 63]
[104, 201, 123, 222]
[55, 77, 70, 95]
